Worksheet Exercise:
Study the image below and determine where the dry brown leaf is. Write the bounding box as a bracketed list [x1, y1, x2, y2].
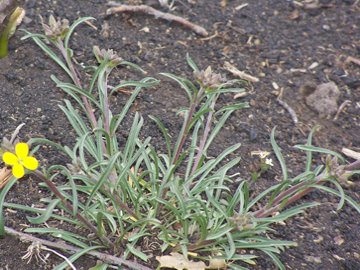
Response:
[156, 253, 206, 270]
[157, 253, 227, 270]
[342, 148, 360, 160]
[207, 258, 227, 268]
[0, 167, 12, 190]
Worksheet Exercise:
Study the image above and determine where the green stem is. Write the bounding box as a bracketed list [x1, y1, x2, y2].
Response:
[56, 40, 99, 130]
[172, 87, 204, 165]
[0, 30, 9, 58]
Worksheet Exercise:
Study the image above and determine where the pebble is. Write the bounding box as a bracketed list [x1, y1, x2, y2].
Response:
[305, 82, 340, 117]
[322, 25, 330, 31]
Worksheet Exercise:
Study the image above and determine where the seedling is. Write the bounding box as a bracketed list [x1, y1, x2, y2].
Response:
[0, 1, 25, 58]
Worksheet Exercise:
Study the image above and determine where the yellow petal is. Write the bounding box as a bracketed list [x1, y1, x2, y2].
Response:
[16, 143, 29, 159]
[12, 164, 25, 178]
[23, 156, 39, 171]
[2, 152, 19, 165]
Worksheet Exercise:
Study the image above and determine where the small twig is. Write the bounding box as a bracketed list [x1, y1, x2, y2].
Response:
[345, 55, 360, 66]
[200, 31, 218, 41]
[276, 88, 298, 125]
[343, 159, 360, 171]
[223, 61, 259, 83]
[10, 123, 25, 144]
[106, 3, 208, 36]
[41, 245, 76, 270]
[5, 226, 152, 270]
[333, 100, 351, 121]
[276, 98, 299, 125]
[235, 3, 249, 11]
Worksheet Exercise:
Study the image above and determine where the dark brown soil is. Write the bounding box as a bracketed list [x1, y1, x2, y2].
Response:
[1, 0, 359, 269]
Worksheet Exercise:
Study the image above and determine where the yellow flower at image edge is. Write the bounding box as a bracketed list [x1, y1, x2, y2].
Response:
[2, 143, 39, 178]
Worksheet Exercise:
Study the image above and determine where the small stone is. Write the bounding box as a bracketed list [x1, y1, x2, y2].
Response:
[305, 82, 340, 117]
[308, 62, 319, 70]
[313, 235, 324, 243]
[305, 255, 322, 264]
[15, 89, 23, 96]
[334, 235, 344, 246]
[272, 82, 279, 90]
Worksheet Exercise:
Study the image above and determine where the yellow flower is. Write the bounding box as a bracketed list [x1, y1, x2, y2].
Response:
[2, 143, 39, 178]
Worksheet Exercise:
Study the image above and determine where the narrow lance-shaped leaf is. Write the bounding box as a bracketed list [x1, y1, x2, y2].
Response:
[271, 127, 288, 181]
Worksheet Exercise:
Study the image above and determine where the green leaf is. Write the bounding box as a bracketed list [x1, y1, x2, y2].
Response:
[263, 250, 285, 270]
[294, 145, 345, 163]
[52, 233, 89, 249]
[126, 243, 148, 261]
[226, 232, 236, 259]
[27, 199, 61, 224]
[52, 75, 101, 108]
[25, 227, 88, 241]
[327, 178, 345, 210]
[109, 77, 156, 135]
[305, 125, 320, 171]
[247, 184, 280, 211]
[149, 115, 172, 158]
[64, 17, 95, 49]
[256, 202, 319, 222]
[186, 53, 199, 72]
[120, 60, 147, 73]
[215, 102, 249, 115]
[0, 177, 17, 236]
[234, 239, 295, 249]
[89, 263, 109, 270]
[229, 264, 250, 270]
[4, 202, 77, 224]
[22, 30, 72, 78]
[109, 79, 159, 96]
[312, 184, 360, 213]
[204, 110, 233, 152]
[160, 73, 197, 102]
[28, 138, 66, 154]
[85, 152, 122, 208]
[53, 246, 102, 270]
[271, 127, 288, 181]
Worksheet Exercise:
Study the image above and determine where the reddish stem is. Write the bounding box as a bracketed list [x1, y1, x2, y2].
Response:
[33, 171, 114, 248]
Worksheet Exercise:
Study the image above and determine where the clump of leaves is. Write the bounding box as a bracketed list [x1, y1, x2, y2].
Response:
[0, 15, 359, 270]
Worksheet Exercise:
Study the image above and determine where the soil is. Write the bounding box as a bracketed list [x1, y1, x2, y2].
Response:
[0, 0, 360, 269]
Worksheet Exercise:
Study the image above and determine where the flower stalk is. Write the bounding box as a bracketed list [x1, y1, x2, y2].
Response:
[190, 96, 217, 175]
